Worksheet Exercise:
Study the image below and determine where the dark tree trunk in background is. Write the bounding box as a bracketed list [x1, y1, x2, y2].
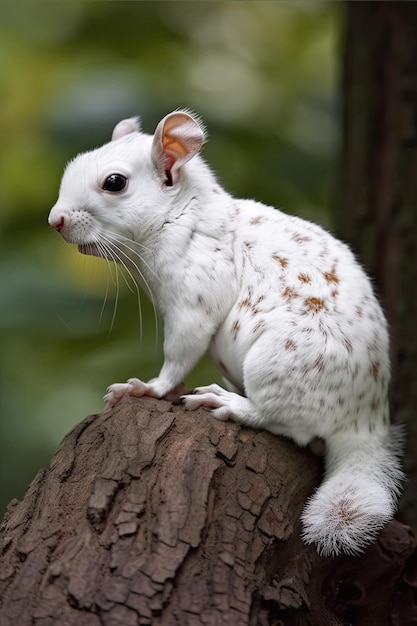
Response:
[1, 2, 417, 625]
[338, 0, 417, 528]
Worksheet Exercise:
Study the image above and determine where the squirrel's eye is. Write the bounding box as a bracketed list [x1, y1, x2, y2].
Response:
[103, 174, 127, 192]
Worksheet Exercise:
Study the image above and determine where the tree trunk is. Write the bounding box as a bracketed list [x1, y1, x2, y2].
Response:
[338, 0, 417, 528]
[0, 396, 416, 626]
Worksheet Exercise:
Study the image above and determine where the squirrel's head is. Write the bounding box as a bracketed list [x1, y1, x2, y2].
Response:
[48, 111, 206, 254]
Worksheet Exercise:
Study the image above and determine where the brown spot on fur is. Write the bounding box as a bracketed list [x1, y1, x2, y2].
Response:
[323, 266, 339, 284]
[285, 339, 297, 351]
[370, 361, 380, 380]
[231, 320, 241, 337]
[238, 297, 251, 310]
[370, 399, 378, 412]
[298, 273, 311, 283]
[344, 338, 353, 354]
[250, 216, 264, 225]
[312, 355, 325, 372]
[356, 306, 364, 318]
[337, 499, 361, 525]
[337, 396, 345, 407]
[331, 289, 338, 299]
[272, 255, 288, 268]
[304, 297, 325, 313]
[238, 293, 265, 314]
[251, 295, 266, 316]
[253, 320, 266, 335]
[282, 286, 298, 301]
[292, 233, 312, 244]
[244, 241, 253, 249]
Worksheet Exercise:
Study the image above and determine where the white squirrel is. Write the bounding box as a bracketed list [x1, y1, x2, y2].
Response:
[49, 110, 404, 557]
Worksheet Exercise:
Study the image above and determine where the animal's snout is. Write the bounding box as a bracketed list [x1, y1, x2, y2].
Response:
[48, 206, 68, 232]
[50, 214, 65, 232]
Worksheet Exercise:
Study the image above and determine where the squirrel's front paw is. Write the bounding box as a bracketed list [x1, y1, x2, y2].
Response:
[104, 377, 155, 409]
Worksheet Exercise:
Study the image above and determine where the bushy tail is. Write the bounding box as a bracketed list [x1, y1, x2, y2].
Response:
[301, 425, 405, 557]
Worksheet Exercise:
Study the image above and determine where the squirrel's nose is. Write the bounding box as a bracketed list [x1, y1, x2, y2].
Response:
[48, 206, 69, 232]
[51, 215, 65, 232]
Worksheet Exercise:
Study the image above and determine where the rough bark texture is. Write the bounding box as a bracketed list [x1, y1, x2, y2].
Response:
[338, 1, 417, 528]
[0, 396, 416, 625]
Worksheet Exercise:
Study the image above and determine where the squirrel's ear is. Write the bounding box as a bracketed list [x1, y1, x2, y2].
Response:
[151, 111, 205, 186]
[111, 117, 140, 141]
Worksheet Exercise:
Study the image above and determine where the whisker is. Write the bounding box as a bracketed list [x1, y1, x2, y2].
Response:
[95, 239, 121, 335]
[85, 230, 161, 346]
[110, 232, 154, 256]
[98, 234, 145, 342]
[99, 263, 110, 329]
[104, 233, 160, 307]
[106, 232, 160, 286]
[100, 232, 160, 342]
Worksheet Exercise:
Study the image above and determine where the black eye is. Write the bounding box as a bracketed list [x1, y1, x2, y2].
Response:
[103, 174, 127, 192]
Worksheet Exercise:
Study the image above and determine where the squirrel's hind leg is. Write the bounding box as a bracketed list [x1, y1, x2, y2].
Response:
[181, 384, 259, 424]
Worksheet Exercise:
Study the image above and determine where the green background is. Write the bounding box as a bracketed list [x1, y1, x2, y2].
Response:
[0, 1, 340, 516]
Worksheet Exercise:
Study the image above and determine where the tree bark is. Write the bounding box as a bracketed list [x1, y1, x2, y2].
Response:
[338, 0, 417, 528]
[0, 396, 416, 625]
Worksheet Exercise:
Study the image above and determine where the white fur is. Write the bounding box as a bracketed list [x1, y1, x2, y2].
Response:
[49, 110, 404, 557]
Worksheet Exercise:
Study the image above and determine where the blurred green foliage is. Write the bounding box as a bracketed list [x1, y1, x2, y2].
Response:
[0, 1, 341, 516]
